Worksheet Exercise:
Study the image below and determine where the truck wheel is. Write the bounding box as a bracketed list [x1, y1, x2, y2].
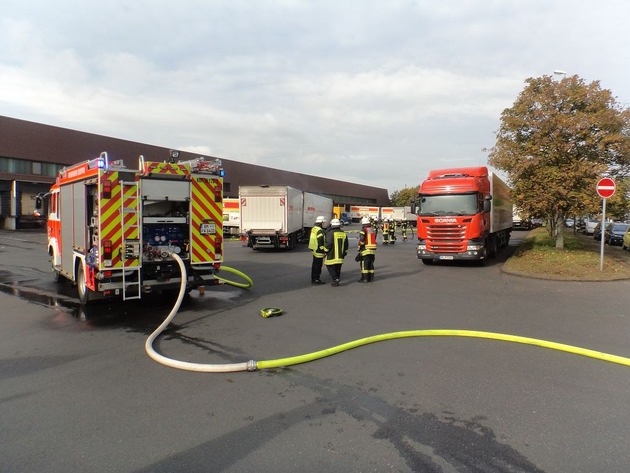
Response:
[51, 257, 61, 283]
[488, 237, 498, 258]
[50, 249, 62, 282]
[288, 234, 297, 250]
[478, 245, 488, 263]
[76, 263, 92, 305]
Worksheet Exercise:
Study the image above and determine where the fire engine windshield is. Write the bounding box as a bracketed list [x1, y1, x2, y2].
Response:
[418, 193, 478, 216]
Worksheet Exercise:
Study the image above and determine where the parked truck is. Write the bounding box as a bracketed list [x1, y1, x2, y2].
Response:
[380, 206, 416, 224]
[333, 205, 352, 225]
[223, 197, 241, 237]
[239, 185, 333, 249]
[412, 166, 512, 264]
[34, 151, 225, 303]
[350, 205, 380, 222]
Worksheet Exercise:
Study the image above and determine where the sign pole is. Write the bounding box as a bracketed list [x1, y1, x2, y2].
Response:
[596, 177, 616, 271]
[600, 197, 606, 271]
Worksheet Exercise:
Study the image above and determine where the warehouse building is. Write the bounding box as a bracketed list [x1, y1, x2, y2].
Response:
[0, 115, 390, 230]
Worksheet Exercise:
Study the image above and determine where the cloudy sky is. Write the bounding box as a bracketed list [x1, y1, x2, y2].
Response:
[1, 1, 629, 194]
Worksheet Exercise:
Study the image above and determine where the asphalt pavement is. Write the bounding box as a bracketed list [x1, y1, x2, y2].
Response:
[1, 228, 630, 472]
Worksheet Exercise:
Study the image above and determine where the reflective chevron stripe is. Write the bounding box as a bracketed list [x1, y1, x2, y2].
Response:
[143, 162, 190, 177]
[100, 171, 124, 268]
[191, 177, 223, 264]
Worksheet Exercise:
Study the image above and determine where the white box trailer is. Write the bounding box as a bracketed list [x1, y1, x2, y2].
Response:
[490, 173, 513, 234]
[350, 205, 380, 222]
[380, 206, 415, 223]
[303, 192, 334, 228]
[223, 197, 241, 236]
[239, 186, 332, 249]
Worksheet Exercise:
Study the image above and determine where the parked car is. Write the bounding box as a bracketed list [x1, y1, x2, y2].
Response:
[593, 222, 611, 241]
[531, 218, 543, 227]
[565, 218, 575, 228]
[512, 217, 533, 230]
[605, 222, 630, 246]
[575, 218, 586, 232]
[623, 227, 630, 250]
[583, 216, 599, 235]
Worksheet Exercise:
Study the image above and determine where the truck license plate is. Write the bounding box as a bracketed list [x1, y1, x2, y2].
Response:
[200, 223, 216, 235]
[439, 255, 454, 260]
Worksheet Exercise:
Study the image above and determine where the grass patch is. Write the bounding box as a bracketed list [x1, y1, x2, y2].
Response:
[504, 228, 630, 281]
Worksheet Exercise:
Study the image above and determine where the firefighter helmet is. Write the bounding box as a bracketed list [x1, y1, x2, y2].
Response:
[361, 217, 370, 225]
[330, 218, 341, 227]
[316, 215, 326, 223]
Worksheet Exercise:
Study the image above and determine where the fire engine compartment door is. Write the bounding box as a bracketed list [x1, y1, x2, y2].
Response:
[190, 177, 223, 265]
[141, 179, 190, 201]
[59, 182, 90, 274]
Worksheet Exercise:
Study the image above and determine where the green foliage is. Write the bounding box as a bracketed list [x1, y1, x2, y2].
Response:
[390, 186, 420, 206]
[488, 75, 630, 247]
[605, 177, 630, 220]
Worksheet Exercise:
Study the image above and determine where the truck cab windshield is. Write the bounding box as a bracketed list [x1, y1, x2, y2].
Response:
[419, 194, 478, 216]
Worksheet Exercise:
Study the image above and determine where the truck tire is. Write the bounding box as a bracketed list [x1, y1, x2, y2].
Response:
[50, 248, 62, 282]
[488, 236, 498, 258]
[51, 255, 61, 283]
[288, 233, 297, 250]
[76, 262, 92, 305]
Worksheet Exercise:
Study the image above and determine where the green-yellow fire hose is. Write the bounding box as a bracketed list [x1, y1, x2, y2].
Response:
[146, 254, 630, 373]
[256, 329, 630, 370]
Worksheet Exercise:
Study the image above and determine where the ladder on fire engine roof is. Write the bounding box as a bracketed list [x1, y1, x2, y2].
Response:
[120, 180, 142, 300]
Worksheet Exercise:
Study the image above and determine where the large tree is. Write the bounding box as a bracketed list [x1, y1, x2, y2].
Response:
[488, 75, 630, 249]
[390, 186, 420, 206]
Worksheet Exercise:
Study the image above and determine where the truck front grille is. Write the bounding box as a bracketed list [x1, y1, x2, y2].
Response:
[426, 224, 467, 253]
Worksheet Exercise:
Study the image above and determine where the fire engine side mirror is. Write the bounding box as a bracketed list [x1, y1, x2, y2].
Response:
[34, 194, 45, 218]
[410, 200, 416, 214]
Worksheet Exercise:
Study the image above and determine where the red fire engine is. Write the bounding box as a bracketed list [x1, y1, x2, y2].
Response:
[36, 150, 225, 303]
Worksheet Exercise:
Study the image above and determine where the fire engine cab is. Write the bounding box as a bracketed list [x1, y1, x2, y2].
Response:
[36, 150, 225, 303]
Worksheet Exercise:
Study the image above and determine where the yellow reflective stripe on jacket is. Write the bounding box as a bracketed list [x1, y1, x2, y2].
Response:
[308, 226, 326, 257]
[359, 227, 377, 255]
[325, 230, 348, 265]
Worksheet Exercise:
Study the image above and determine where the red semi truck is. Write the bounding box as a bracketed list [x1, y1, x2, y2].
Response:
[412, 166, 512, 264]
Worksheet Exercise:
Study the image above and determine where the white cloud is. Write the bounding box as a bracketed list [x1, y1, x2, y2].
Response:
[1, 0, 629, 194]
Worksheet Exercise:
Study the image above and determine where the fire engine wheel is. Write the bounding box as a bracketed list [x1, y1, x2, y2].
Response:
[52, 265, 61, 283]
[76, 263, 92, 304]
[50, 250, 62, 282]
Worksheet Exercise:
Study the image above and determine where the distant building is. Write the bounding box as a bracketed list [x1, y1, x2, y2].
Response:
[0, 115, 389, 230]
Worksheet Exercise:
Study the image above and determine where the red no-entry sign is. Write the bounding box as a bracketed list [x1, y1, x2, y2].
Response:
[596, 177, 616, 198]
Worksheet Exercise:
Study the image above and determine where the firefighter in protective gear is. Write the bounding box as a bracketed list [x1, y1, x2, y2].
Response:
[401, 220, 408, 242]
[389, 218, 397, 244]
[357, 216, 377, 282]
[382, 218, 390, 245]
[371, 216, 379, 238]
[324, 218, 348, 286]
[308, 215, 327, 284]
